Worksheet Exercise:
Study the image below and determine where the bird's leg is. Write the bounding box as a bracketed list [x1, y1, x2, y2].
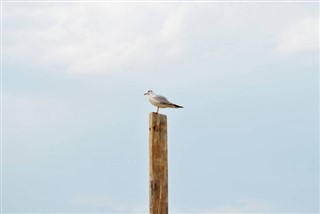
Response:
[156, 107, 159, 114]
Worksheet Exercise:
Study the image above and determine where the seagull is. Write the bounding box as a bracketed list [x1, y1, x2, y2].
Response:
[144, 90, 183, 113]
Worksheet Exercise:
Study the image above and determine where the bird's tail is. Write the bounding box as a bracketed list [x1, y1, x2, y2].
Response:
[172, 103, 183, 108]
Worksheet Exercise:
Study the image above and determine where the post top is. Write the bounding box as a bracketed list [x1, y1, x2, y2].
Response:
[149, 112, 167, 118]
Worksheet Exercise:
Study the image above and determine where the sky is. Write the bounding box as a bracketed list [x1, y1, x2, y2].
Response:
[1, 1, 319, 213]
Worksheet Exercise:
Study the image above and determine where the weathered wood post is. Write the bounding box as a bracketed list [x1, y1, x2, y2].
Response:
[149, 112, 168, 214]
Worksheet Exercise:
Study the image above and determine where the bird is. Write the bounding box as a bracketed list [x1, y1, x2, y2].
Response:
[144, 90, 183, 113]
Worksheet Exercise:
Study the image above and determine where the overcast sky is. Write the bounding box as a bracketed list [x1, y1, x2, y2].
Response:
[2, 1, 319, 213]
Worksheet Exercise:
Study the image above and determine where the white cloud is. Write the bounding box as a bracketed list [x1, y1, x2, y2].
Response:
[72, 192, 125, 211]
[203, 198, 270, 213]
[3, 3, 190, 74]
[71, 192, 147, 212]
[276, 16, 319, 55]
[4, 3, 317, 75]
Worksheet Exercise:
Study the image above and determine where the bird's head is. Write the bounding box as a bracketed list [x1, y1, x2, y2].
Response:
[144, 90, 153, 96]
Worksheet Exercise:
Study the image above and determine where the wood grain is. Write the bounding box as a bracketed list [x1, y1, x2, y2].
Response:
[149, 112, 168, 214]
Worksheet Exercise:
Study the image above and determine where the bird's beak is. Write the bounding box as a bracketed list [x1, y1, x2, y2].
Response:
[144, 93, 148, 95]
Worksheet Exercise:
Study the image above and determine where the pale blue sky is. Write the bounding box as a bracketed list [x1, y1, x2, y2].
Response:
[2, 1, 319, 213]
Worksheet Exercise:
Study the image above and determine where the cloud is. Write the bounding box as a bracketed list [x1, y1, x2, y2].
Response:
[4, 3, 318, 76]
[72, 194, 269, 213]
[71, 192, 147, 212]
[203, 198, 270, 213]
[3, 3, 190, 74]
[276, 16, 319, 55]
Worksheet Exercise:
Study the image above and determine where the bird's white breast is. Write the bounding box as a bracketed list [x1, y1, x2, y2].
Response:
[148, 96, 168, 108]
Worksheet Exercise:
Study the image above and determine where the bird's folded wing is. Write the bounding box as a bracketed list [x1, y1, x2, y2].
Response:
[154, 95, 171, 104]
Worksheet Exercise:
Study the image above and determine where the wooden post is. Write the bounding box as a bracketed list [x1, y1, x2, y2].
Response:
[149, 112, 168, 214]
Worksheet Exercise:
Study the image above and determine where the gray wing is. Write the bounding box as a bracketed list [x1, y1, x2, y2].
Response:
[154, 95, 171, 104]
